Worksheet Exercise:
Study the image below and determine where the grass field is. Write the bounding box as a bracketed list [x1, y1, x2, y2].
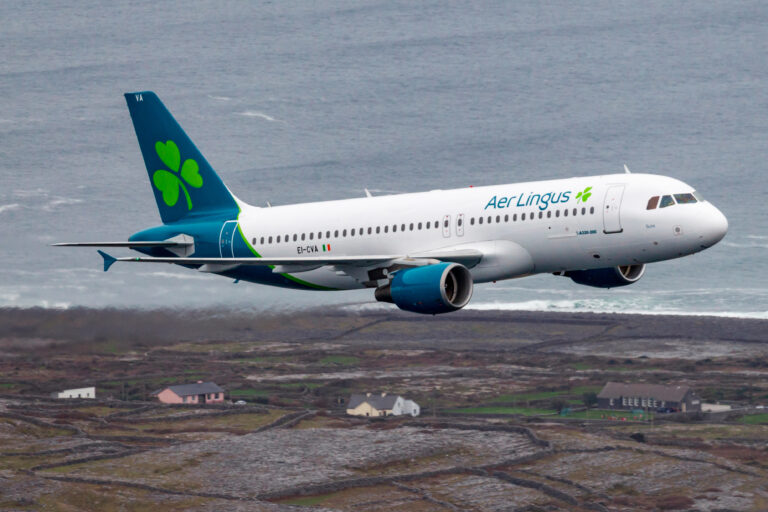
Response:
[445, 406, 556, 416]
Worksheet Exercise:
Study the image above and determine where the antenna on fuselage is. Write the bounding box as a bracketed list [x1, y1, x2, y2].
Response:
[364, 188, 372, 197]
[266, 201, 272, 207]
[624, 164, 631, 174]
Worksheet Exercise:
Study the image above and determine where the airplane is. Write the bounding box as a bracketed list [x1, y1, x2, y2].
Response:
[55, 91, 728, 314]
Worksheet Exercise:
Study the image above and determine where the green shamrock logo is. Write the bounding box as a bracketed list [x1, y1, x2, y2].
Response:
[575, 186, 592, 203]
[152, 140, 203, 210]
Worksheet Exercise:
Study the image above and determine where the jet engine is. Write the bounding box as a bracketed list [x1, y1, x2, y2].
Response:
[375, 262, 473, 314]
[565, 264, 646, 288]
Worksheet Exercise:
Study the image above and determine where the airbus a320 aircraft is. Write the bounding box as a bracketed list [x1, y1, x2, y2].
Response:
[56, 92, 728, 314]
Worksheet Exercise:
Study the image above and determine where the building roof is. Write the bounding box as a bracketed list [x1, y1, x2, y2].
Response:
[154, 382, 224, 397]
[598, 382, 691, 402]
[348, 393, 399, 410]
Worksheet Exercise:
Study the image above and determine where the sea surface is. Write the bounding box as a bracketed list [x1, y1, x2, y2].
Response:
[1, 1, 766, 318]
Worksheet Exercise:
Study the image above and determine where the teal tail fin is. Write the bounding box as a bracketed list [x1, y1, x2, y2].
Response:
[124, 92, 239, 224]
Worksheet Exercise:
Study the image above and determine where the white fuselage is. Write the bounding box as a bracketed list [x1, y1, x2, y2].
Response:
[234, 173, 728, 290]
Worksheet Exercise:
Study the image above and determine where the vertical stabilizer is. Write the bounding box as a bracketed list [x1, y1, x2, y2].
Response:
[124, 92, 239, 224]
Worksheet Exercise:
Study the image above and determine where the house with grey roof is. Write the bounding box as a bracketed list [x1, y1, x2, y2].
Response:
[597, 382, 700, 412]
[151, 381, 225, 404]
[347, 392, 420, 417]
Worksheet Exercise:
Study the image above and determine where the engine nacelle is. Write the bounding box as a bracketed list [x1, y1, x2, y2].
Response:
[375, 262, 473, 314]
[566, 264, 646, 288]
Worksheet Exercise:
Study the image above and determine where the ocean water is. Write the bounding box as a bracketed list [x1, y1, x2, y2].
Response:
[0, 1, 766, 317]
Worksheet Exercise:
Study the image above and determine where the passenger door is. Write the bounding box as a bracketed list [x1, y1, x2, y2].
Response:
[603, 185, 625, 234]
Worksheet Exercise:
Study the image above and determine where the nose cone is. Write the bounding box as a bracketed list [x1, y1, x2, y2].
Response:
[702, 205, 728, 246]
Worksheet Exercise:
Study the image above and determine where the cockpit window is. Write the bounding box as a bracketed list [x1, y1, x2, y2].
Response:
[646, 196, 659, 210]
[693, 191, 705, 202]
[674, 193, 697, 204]
[659, 195, 675, 208]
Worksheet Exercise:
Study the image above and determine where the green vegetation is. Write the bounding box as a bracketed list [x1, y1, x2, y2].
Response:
[489, 385, 601, 403]
[0, 383, 15, 389]
[445, 406, 556, 416]
[319, 355, 359, 365]
[564, 409, 654, 421]
[740, 413, 768, 424]
[277, 382, 322, 389]
[279, 494, 333, 506]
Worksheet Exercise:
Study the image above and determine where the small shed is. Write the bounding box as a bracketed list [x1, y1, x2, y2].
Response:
[53, 387, 95, 399]
[597, 382, 700, 412]
[152, 382, 225, 404]
[347, 392, 420, 417]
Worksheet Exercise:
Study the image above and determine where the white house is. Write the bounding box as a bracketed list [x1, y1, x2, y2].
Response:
[54, 387, 95, 399]
[347, 392, 420, 417]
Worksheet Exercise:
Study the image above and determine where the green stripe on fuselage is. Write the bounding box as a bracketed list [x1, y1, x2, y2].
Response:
[235, 222, 337, 291]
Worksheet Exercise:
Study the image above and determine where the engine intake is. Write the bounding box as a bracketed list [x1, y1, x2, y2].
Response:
[565, 264, 646, 288]
[375, 262, 473, 314]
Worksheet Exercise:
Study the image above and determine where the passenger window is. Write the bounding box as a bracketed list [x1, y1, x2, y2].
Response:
[376, 226, 380, 234]
[496, 215, 500, 223]
[419, 222, 423, 230]
[573, 208, 577, 216]
[301, 233, 305, 241]
[443, 220, 448, 228]
[479, 217, 483, 224]
[426, 221, 431, 229]
[401, 224, 406, 231]
[547, 211, 551, 218]
[409, 223, 414, 231]
[292, 234, 296, 241]
[470, 218, 475, 225]
[393, 225, 397, 232]
[384, 225, 389, 233]
[334, 230, 339, 237]
[351, 229, 355, 236]
[564, 209, 568, 217]
[434, 220, 439, 228]
[359, 227, 364, 235]
[513, 214, 517, 221]
[555, 210, 560, 218]
[581, 207, 586, 215]
[504, 214, 509, 222]
[309, 232, 314, 240]
[660, 195, 675, 208]
[318, 232, 322, 239]
[590, 207, 594, 214]
[252, 238, 257, 245]
[530, 212, 535, 220]
[646, 196, 659, 210]
[326, 231, 330, 238]
[456, 219, 461, 227]
[521, 213, 526, 220]
[260, 237, 264, 244]
[343, 229, 347, 237]
[674, 193, 697, 204]
[487, 216, 491, 223]
[276, 235, 281, 243]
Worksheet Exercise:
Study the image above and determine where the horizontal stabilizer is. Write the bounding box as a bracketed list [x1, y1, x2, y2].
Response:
[97, 250, 117, 272]
[52, 241, 192, 248]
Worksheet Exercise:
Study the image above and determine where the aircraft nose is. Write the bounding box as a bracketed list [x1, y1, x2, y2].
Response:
[702, 205, 728, 246]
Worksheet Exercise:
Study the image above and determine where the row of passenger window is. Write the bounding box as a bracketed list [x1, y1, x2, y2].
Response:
[646, 192, 700, 210]
[469, 206, 595, 225]
[255, 219, 446, 245]
[254, 205, 596, 245]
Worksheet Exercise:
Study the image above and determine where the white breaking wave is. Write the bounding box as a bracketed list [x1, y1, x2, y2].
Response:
[239, 110, 280, 122]
[0, 203, 20, 214]
[466, 300, 768, 319]
[722, 241, 768, 249]
[208, 95, 232, 101]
